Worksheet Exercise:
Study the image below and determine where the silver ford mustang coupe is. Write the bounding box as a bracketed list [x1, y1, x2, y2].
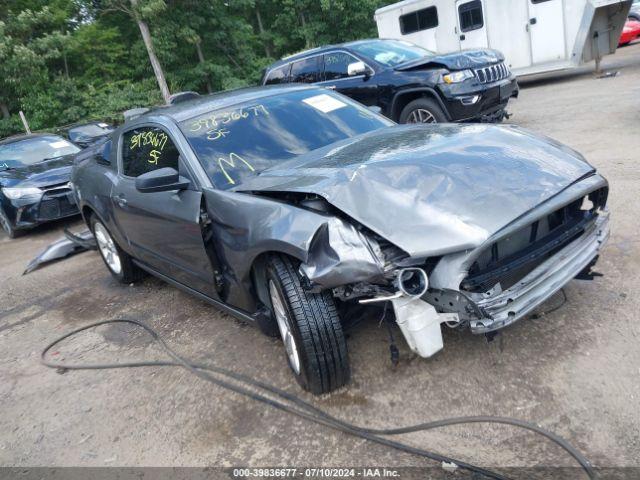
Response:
[72, 85, 609, 394]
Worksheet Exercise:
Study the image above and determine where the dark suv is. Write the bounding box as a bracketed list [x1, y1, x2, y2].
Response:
[262, 39, 519, 124]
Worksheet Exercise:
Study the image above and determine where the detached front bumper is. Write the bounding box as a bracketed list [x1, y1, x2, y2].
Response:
[469, 210, 610, 333]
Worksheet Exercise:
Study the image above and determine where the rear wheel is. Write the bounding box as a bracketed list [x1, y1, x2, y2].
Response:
[399, 97, 447, 124]
[266, 254, 350, 394]
[0, 207, 20, 239]
[91, 215, 145, 284]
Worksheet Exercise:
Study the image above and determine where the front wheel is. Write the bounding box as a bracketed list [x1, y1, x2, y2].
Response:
[91, 215, 145, 284]
[399, 97, 447, 124]
[0, 207, 21, 239]
[266, 255, 350, 395]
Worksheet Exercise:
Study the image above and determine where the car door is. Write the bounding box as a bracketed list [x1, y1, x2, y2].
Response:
[318, 51, 378, 107]
[112, 123, 218, 298]
[456, 0, 489, 50]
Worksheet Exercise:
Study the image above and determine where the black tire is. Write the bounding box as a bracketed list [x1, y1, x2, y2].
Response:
[0, 207, 21, 239]
[90, 215, 145, 284]
[266, 254, 350, 394]
[399, 97, 448, 124]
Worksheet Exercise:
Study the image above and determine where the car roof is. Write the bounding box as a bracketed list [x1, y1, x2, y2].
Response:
[0, 132, 59, 147]
[137, 84, 318, 123]
[64, 121, 111, 130]
[267, 38, 381, 69]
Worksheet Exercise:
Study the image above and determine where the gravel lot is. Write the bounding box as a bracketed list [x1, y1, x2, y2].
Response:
[1, 44, 639, 476]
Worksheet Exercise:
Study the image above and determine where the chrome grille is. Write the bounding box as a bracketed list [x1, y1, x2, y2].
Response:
[473, 62, 510, 84]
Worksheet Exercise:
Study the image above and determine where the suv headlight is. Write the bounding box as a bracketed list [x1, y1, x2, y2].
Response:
[442, 70, 474, 84]
[2, 186, 43, 200]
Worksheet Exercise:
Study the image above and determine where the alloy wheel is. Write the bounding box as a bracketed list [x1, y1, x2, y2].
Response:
[94, 222, 122, 275]
[407, 108, 437, 124]
[269, 279, 301, 375]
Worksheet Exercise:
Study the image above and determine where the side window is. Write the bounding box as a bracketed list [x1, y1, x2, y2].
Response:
[121, 126, 179, 178]
[323, 52, 361, 81]
[531, 0, 553, 3]
[265, 65, 291, 85]
[290, 57, 321, 83]
[459, 1, 484, 32]
[399, 6, 438, 35]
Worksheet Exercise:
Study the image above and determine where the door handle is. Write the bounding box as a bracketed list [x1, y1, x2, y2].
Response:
[530, 17, 537, 25]
[460, 34, 466, 41]
[114, 195, 128, 207]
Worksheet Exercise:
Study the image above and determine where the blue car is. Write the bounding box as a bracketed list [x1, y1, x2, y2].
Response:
[0, 133, 81, 238]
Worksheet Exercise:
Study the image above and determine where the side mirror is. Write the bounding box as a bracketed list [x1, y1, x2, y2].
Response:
[135, 167, 190, 193]
[96, 140, 112, 166]
[347, 61, 369, 77]
[367, 105, 382, 114]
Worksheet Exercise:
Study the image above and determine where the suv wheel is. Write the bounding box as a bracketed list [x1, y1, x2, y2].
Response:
[91, 215, 145, 284]
[266, 254, 350, 394]
[0, 207, 20, 239]
[399, 98, 447, 124]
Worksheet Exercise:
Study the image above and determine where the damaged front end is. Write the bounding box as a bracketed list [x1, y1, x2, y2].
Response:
[226, 124, 610, 360]
[293, 177, 610, 360]
[427, 180, 610, 335]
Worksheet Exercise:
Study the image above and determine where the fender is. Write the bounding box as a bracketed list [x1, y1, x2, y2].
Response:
[390, 87, 451, 121]
[201, 187, 383, 312]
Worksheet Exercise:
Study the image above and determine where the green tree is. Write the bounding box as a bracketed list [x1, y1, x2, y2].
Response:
[0, 0, 397, 138]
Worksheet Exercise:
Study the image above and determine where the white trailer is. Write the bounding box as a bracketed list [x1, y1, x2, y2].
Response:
[375, 0, 632, 76]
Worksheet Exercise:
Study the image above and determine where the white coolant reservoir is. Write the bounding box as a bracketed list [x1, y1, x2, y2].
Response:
[392, 297, 458, 358]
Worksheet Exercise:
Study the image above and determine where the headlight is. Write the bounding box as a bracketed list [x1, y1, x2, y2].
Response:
[2, 186, 43, 200]
[442, 70, 475, 84]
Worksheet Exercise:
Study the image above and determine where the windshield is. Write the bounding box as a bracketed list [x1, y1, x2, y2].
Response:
[349, 39, 435, 67]
[180, 89, 393, 190]
[67, 123, 113, 142]
[0, 135, 80, 170]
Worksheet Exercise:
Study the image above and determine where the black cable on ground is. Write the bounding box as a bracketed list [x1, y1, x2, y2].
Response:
[41, 319, 596, 480]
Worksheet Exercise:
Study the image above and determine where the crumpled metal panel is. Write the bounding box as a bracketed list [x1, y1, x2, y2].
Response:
[428, 174, 609, 290]
[235, 124, 594, 258]
[201, 188, 384, 310]
[300, 218, 385, 289]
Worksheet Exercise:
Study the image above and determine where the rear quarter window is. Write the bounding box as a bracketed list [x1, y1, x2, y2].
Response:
[264, 65, 291, 85]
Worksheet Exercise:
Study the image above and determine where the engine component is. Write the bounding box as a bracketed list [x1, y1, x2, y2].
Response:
[396, 268, 429, 297]
[392, 297, 458, 358]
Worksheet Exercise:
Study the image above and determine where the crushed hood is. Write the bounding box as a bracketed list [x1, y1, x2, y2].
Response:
[395, 48, 504, 71]
[235, 124, 594, 257]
